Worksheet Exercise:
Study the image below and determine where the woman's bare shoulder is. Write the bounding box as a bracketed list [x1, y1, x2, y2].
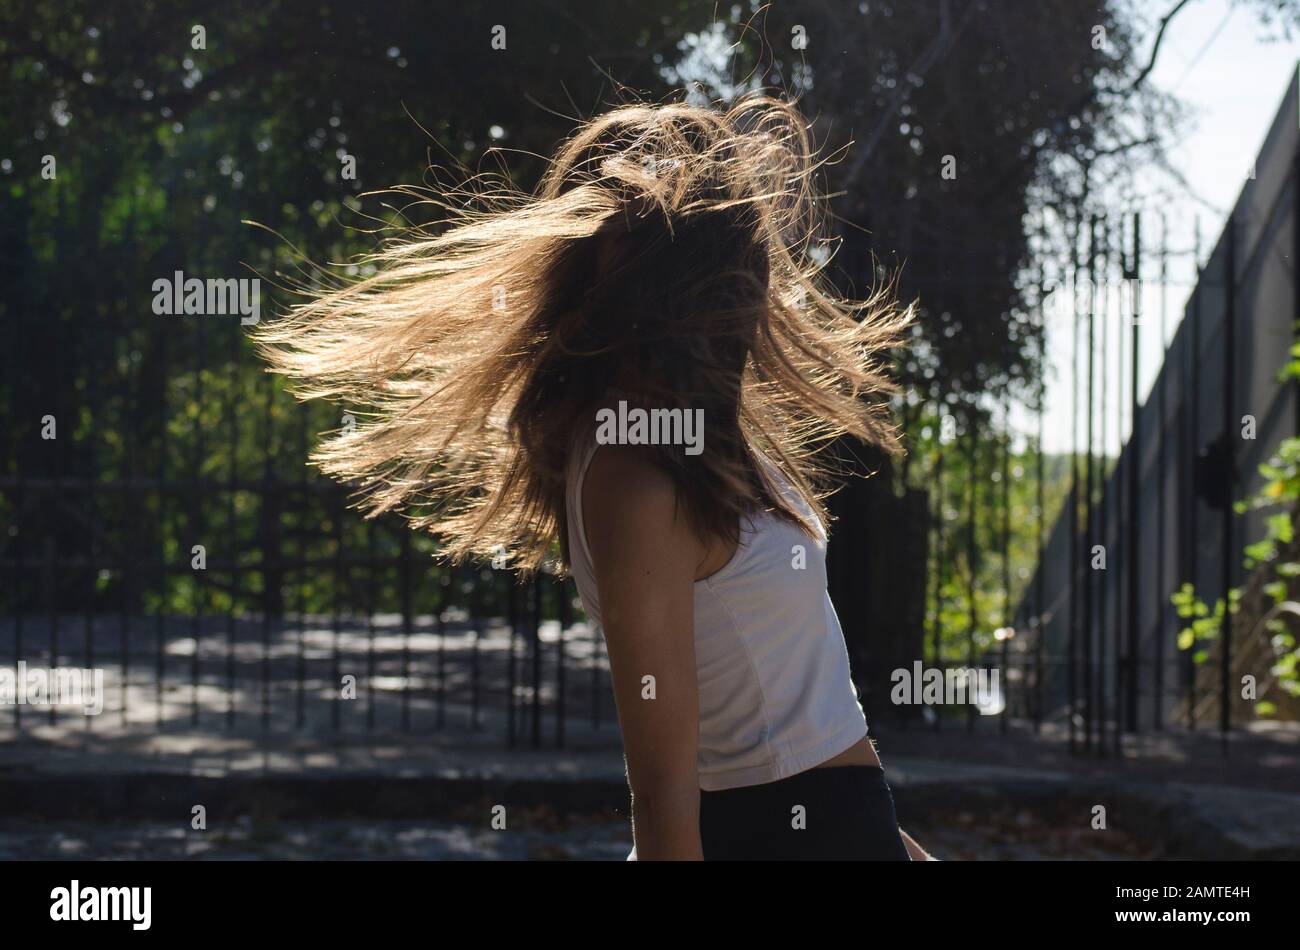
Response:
[582, 443, 680, 533]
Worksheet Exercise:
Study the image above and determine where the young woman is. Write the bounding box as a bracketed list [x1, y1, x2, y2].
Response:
[255, 94, 930, 861]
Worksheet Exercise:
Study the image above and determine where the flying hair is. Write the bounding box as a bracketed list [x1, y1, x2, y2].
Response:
[252, 93, 913, 573]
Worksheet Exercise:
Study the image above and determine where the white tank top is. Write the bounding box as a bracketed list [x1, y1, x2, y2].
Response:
[565, 433, 869, 792]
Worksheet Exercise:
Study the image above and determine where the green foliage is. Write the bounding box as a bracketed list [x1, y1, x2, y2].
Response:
[1170, 338, 1300, 713]
[912, 406, 1071, 668]
[0, 0, 710, 617]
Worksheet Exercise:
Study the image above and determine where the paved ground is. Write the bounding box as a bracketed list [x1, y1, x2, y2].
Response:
[0, 611, 614, 744]
[2, 730, 1296, 859]
[0, 812, 1162, 861]
[4, 613, 1300, 859]
[0, 815, 636, 861]
[870, 716, 1300, 794]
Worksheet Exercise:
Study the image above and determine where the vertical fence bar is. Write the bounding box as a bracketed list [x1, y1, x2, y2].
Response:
[260, 379, 275, 735]
[120, 327, 135, 727]
[1033, 236, 1048, 733]
[45, 535, 57, 726]
[965, 422, 978, 734]
[1125, 211, 1142, 736]
[10, 432, 23, 731]
[434, 553, 445, 732]
[47, 184, 67, 727]
[111, 237, 130, 727]
[934, 201, 950, 733]
[1067, 210, 1081, 754]
[531, 573, 543, 748]
[1110, 218, 1125, 755]
[120, 345, 135, 730]
[155, 304, 167, 729]
[436, 557, 452, 732]
[1098, 216, 1111, 758]
[931, 434, 945, 732]
[8, 441, 21, 730]
[365, 521, 377, 732]
[1111, 217, 1122, 753]
[1034, 358, 1046, 732]
[1219, 213, 1237, 755]
[590, 596, 602, 731]
[1000, 404, 1010, 731]
[556, 574, 570, 748]
[399, 523, 412, 733]
[13, 428, 24, 732]
[1114, 214, 1127, 745]
[1154, 213, 1168, 730]
[469, 563, 482, 731]
[331, 480, 343, 733]
[117, 239, 134, 729]
[295, 412, 308, 730]
[84, 309, 98, 732]
[1186, 219, 1203, 729]
[225, 317, 237, 730]
[506, 576, 519, 747]
[192, 319, 208, 728]
[1110, 217, 1123, 755]
[1083, 214, 1098, 754]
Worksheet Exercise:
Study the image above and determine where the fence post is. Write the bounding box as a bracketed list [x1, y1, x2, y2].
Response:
[1219, 213, 1237, 755]
[1125, 212, 1142, 736]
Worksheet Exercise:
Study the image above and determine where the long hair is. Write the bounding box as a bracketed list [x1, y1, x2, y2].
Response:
[253, 94, 912, 573]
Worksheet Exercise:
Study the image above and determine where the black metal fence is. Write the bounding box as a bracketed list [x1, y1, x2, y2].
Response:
[1013, 70, 1300, 748]
[1, 461, 613, 749]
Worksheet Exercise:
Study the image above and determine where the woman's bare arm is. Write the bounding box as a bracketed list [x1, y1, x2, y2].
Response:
[583, 445, 704, 860]
[900, 829, 934, 861]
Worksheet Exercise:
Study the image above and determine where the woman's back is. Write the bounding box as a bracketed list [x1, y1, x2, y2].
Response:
[566, 430, 869, 791]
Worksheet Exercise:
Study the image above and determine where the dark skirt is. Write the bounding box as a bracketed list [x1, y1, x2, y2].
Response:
[699, 765, 911, 861]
